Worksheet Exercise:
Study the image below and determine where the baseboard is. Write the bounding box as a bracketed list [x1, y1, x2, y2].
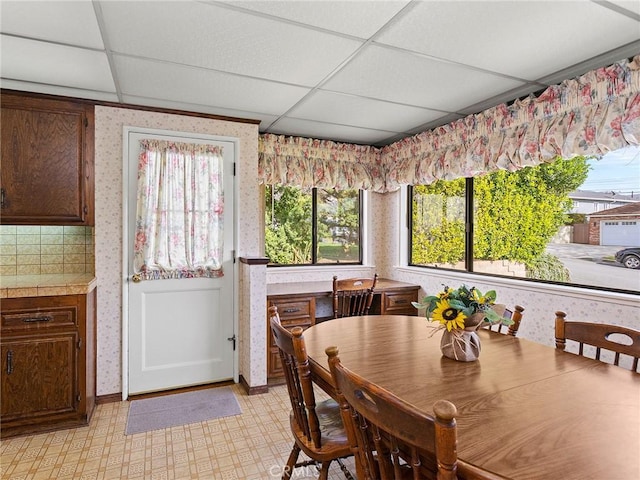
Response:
[97, 378, 255, 403]
[96, 392, 122, 404]
[239, 375, 269, 395]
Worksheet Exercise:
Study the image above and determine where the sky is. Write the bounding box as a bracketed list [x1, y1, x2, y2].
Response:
[580, 145, 640, 195]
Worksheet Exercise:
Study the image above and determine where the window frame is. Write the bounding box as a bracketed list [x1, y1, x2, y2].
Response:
[265, 186, 365, 267]
[407, 180, 638, 296]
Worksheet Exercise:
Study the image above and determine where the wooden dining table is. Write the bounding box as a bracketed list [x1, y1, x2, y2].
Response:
[302, 315, 640, 480]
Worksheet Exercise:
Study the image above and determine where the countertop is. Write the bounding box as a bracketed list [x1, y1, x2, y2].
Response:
[267, 278, 420, 297]
[0, 273, 97, 298]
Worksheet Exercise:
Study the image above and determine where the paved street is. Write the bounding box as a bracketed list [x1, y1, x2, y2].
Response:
[546, 243, 629, 260]
[545, 243, 640, 291]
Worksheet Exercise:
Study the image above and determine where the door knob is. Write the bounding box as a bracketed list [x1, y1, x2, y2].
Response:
[131, 274, 142, 283]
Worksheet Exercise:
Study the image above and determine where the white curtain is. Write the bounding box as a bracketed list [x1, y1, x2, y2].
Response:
[133, 139, 225, 280]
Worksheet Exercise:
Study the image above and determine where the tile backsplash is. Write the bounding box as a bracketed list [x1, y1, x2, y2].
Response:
[0, 225, 95, 275]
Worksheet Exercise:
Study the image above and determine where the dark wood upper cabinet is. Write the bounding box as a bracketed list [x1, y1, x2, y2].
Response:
[1, 92, 95, 225]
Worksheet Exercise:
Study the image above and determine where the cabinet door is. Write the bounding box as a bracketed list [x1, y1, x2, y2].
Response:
[1, 333, 78, 421]
[0, 93, 94, 225]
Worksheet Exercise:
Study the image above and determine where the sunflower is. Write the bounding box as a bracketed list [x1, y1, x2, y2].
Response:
[432, 299, 467, 332]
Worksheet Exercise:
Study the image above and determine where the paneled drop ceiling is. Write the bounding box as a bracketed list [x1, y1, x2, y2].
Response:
[1, 0, 639, 146]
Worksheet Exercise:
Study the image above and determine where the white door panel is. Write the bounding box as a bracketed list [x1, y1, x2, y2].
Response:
[124, 129, 235, 395]
[129, 278, 233, 393]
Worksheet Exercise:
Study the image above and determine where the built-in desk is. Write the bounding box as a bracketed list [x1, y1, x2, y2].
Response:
[266, 278, 420, 381]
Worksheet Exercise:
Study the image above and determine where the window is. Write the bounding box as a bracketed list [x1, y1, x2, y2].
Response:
[410, 149, 640, 294]
[265, 185, 362, 266]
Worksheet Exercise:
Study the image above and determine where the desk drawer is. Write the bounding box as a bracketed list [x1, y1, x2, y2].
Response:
[382, 292, 418, 315]
[269, 298, 314, 322]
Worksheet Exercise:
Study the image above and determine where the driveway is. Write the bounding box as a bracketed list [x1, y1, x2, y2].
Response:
[545, 243, 630, 262]
[545, 243, 640, 291]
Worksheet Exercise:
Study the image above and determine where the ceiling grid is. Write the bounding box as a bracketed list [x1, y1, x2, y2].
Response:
[1, 0, 639, 146]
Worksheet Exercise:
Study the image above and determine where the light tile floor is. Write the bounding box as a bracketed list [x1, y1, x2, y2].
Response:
[0, 384, 355, 480]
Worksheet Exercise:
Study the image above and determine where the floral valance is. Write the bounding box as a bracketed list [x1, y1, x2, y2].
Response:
[258, 134, 386, 192]
[382, 55, 640, 191]
[258, 55, 640, 193]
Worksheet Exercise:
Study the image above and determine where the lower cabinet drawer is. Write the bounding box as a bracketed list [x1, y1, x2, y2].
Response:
[2, 307, 77, 332]
[1, 296, 80, 333]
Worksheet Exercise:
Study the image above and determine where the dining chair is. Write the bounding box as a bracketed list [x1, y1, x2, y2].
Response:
[332, 274, 378, 318]
[325, 346, 508, 480]
[555, 311, 640, 372]
[485, 304, 525, 336]
[269, 307, 354, 480]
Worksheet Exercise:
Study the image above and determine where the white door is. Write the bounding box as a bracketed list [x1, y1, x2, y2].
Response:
[125, 129, 236, 395]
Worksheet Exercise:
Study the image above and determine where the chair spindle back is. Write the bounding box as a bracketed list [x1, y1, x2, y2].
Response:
[555, 311, 640, 372]
[332, 274, 378, 318]
[326, 345, 459, 480]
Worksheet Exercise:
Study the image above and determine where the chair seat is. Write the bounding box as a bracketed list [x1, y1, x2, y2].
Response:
[315, 398, 349, 443]
[290, 398, 349, 446]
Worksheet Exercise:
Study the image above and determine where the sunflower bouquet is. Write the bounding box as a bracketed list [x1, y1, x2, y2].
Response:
[412, 284, 512, 333]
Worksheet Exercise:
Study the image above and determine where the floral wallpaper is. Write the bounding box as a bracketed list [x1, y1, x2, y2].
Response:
[94, 106, 258, 396]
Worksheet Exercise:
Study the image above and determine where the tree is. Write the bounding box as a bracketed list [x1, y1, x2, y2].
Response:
[265, 185, 312, 264]
[318, 189, 359, 246]
[412, 156, 590, 273]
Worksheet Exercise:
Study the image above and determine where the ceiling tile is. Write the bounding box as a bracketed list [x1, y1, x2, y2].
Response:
[375, 1, 640, 80]
[1, 0, 637, 147]
[99, 1, 363, 86]
[113, 55, 311, 115]
[323, 44, 525, 112]
[268, 116, 398, 145]
[289, 90, 443, 132]
[0, 35, 115, 92]
[224, 0, 411, 38]
[0, 0, 104, 49]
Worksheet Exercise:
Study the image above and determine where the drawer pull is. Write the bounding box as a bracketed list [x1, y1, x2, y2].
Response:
[6, 350, 13, 375]
[283, 308, 301, 314]
[394, 299, 408, 304]
[22, 315, 53, 323]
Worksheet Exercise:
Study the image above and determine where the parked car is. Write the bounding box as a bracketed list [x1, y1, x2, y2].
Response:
[615, 247, 640, 269]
